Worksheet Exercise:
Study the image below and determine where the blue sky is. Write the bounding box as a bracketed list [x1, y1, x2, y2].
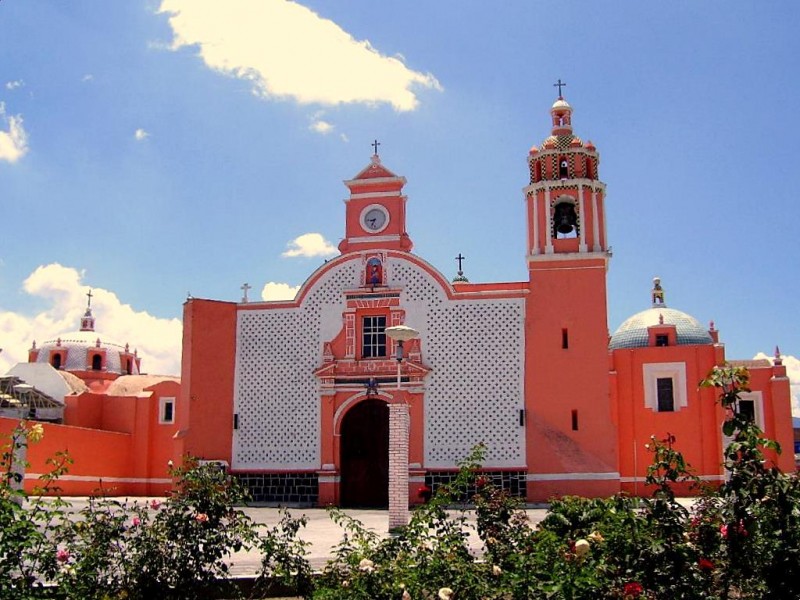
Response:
[1, 1, 798, 409]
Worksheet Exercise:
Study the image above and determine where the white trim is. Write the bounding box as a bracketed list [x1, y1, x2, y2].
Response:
[344, 176, 405, 186]
[347, 191, 403, 200]
[25, 474, 172, 484]
[527, 471, 620, 481]
[621, 474, 724, 483]
[349, 234, 401, 244]
[318, 475, 340, 484]
[527, 252, 610, 263]
[643, 362, 687, 412]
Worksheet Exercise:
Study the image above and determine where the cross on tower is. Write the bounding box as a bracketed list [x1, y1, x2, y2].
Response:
[86, 289, 93, 308]
[553, 79, 567, 98]
[241, 282, 252, 303]
[455, 253, 466, 273]
[371, 139, 381, 155]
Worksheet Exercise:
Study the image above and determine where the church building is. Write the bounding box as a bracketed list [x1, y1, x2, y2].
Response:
[175, 93, 795, 505]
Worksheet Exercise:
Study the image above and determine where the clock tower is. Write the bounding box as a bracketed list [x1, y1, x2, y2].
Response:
[524, 92, 619, 500]
[338, 150, 413, 254]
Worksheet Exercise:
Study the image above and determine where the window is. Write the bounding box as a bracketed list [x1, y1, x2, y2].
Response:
[51, 353, 62, 370]
[91, 354, 102, 370]
[562, 328, 569, 349]
[643, 362, 687, 412]
[737, 399, 755, 422]
[362, 316, 387, 358]
[656, 378, 674, 412]
[159, 397, 176, 424]
[571, 409, 579, 431]
[655, 334, 669, 347]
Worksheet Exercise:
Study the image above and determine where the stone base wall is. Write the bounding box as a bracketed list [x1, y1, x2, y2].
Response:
[235, 472, 319, 505]
[425, 470, 527, 500]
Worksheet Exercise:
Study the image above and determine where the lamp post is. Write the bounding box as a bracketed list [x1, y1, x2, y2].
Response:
[384, 324, 419, 530]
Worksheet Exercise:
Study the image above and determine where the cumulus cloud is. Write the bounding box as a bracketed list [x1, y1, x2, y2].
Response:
[0, 264, 182, 377]
[281, 232, 338, 258]
[310, 119, 334, 135]
[754, 352, 800, 418]
[5, 80, 24, 90]
[261, 282, 300, 302]
[0, 102, 29, 163]
[158, 0, 442, 111]
[134, 128, 150, 141]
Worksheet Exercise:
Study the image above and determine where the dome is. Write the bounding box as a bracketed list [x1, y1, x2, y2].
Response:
[609, 307, 714, 350]
[552, 98, 572, 111]
[34, 330, 139, 375]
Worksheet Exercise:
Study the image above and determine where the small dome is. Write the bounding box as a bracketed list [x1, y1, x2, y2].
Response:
[552, 98, 572, 111]
[609, 307, 714, 350]
[35, 330, 138, 375]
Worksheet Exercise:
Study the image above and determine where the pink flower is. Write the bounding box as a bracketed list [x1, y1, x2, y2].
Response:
[149, 499, 161, 510]
[56, 548, 70, 563]
[195, 512, 209, 523]
[720, 524, 728, 538]
[131, 517, 141, 527]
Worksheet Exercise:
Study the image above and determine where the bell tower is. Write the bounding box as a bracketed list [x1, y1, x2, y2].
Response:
[523, 88, 619, 501]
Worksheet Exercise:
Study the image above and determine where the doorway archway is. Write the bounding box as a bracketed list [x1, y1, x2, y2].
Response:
[340, 399, 389, 508]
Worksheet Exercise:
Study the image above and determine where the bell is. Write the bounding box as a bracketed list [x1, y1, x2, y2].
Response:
[554, 203, 576, 235]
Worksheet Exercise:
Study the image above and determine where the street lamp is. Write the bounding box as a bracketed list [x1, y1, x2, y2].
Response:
[384, 324, 419, 530]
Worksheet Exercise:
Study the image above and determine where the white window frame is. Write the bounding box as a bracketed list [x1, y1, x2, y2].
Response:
[642, 362, 688, 412]
[159, 396, 176, 424]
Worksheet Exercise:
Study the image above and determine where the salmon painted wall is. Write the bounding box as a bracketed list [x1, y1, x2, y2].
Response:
[747, 364, 795, 472]
[612, 344, 724, 494]
[526, 257, 619, 500]
[179, 299, 237, 464]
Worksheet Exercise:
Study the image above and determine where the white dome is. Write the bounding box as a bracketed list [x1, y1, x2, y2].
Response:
[35, 330, 138, 375]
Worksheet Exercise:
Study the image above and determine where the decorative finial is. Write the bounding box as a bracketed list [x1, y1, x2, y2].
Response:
[658, 313, 664, 325]
[371, 139, 381, 156]
[709, 320, 715, 332]
[553, 78, 567, 98]
[86, 288, 94, 309]
[241, 282, 252, 303]
[651, 277, 666, 307]
[774, 346, 783, 366]
[452, 252, 469, 283]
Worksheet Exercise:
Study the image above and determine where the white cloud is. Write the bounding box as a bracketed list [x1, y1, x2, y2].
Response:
[261, 282, 300, 302]
[0, 264, 182, 377]
[281, 232, 338, 258]
[158, 0, 442, 112]
[340, 133, 349, 143]
[754, 352, 800, 418]
[134, 128, 150, 141]
[310, 119, 334, 134]
[5, 80, 24, 90]
[81, 74, 94, 82]
[0, 102, 29, 163]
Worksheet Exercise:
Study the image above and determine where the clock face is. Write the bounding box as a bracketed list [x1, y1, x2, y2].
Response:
[361, 205, 389, 233]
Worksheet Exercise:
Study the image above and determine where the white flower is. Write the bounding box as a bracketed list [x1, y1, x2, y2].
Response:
[492, 564, 502, 576]
[438, 588, 454, 600]
[358, 558, 375, 573]
[402, 590, 411, 600]
[574, 538, 590, 557]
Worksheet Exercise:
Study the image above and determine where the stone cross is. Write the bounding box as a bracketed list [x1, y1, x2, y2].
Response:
[241, 283, 252, 303]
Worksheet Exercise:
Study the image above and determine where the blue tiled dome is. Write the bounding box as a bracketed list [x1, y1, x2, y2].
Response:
[609, 307, 713, 350]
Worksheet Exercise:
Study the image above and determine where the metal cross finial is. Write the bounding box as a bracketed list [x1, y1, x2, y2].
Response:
[241, 282, 252, 303]
[371, 139, 381, 155]
[86, 289, 93, 308]
[553, 79, 567, 98]
[455, 253, 465, 273]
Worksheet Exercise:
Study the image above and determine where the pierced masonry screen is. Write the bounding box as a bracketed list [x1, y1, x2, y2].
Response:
[362, 315, 387, 358]
[656, 377, 674, 412]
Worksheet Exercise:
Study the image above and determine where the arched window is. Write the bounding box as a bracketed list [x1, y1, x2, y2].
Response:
[51, 353, 62, 370]
[365, 258, 383, 287]
[558, 156, 569, 179]
[125, 359, 132, 375]
[91, 354, 102, 371]
[553, 200, 578, 238]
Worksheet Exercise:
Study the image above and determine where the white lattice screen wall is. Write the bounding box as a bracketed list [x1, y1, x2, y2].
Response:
[389, 259, 526, 469]
[233, 254, 525, 471]
[233, 261, 357, 470]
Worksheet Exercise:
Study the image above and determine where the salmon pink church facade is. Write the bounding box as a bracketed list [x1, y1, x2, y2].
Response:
[6, 94, 794, 504]
[176, 94, 794, 505]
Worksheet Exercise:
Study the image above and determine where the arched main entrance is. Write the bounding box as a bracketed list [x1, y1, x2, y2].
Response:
[340, 399, 389, 508]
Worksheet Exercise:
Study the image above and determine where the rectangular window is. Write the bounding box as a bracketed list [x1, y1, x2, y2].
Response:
[362, 315, 387, 358]
[738, 399, 755, 422]
[655, 334, 669, 347]
[656, 378, 674, 412]
[571, 409, 579, 431]
[562, 328, 569, 349]
[159, 397, 176, 424]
